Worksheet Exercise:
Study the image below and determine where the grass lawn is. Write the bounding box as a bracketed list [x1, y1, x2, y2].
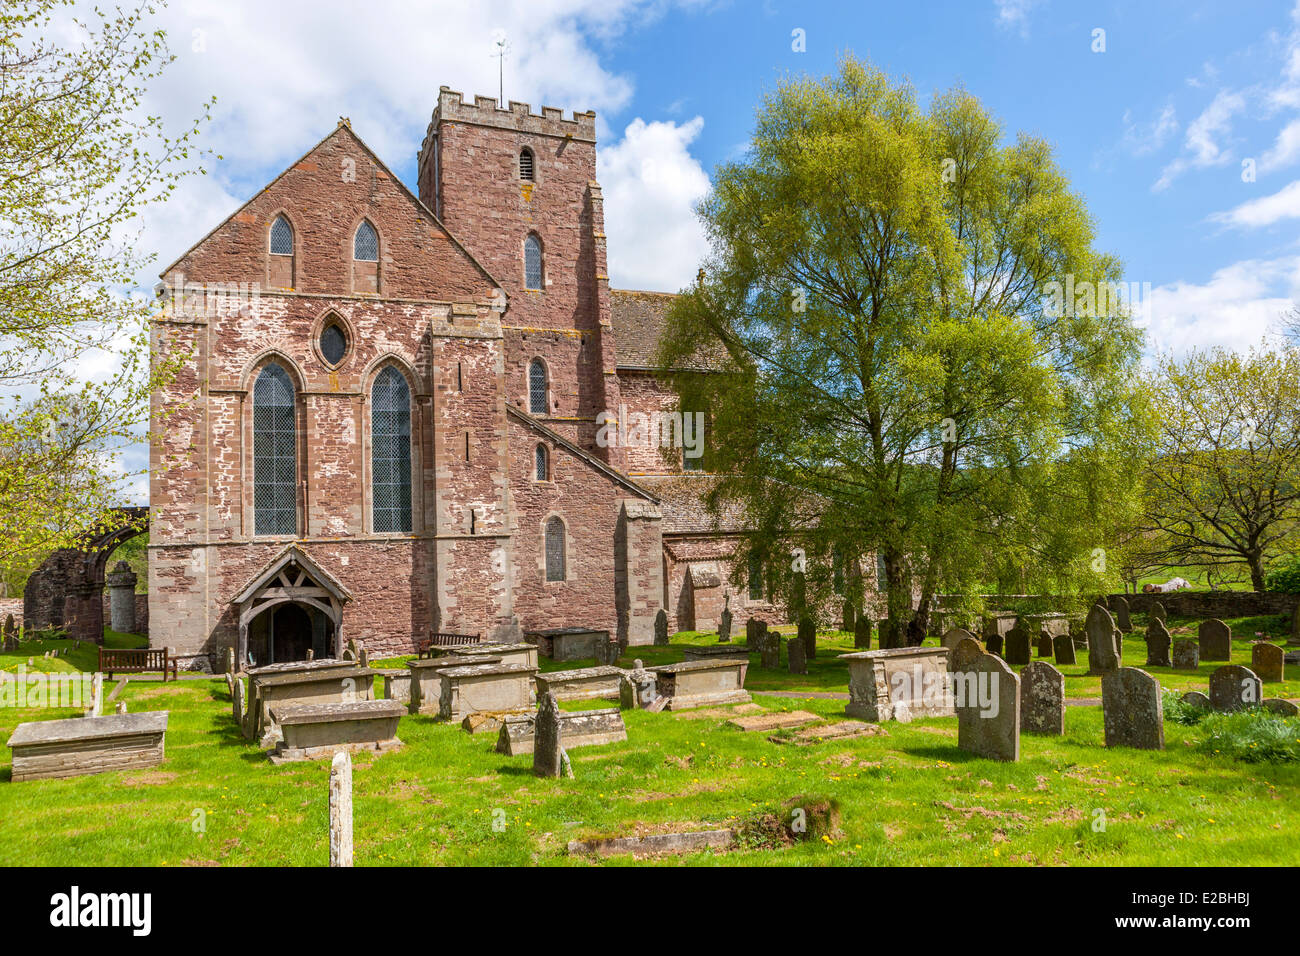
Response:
[0, 627, 1298, 865]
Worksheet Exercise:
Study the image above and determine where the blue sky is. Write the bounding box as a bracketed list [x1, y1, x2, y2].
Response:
[82, 0, 1300, 498]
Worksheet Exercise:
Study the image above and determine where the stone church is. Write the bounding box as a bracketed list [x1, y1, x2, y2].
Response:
[150, 88, 785, 669]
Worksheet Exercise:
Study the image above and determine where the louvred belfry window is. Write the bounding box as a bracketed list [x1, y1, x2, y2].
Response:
[253, 363, 297, 536]
[371, 367, 412, 534]
[545, 517, 566, 582]
[519, 148, 535, 181]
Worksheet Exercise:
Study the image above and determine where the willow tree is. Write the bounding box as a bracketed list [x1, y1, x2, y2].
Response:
[0, 0, 209, 571]
[659, 57, 1150, 642]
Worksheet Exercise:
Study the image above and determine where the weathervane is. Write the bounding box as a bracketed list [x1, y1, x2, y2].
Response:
[492, 33, 510, 107]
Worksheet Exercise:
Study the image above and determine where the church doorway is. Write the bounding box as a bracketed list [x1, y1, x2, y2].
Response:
[245, 601, 335, 666]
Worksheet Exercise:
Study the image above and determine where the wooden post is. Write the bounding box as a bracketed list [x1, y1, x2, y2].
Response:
[329, 750, 353, 867]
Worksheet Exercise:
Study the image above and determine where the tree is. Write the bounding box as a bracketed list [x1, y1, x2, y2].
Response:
[0, 0, 209, 573]
[1140, 346, 1300, 591]
[659, 57, 1150, 642]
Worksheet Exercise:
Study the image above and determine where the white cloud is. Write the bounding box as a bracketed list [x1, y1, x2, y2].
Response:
[1142, 256, 1300, 355]
[1259, 117, 1300, 172]
[1154, 89, 1245, 191]
[1121, 104, 1178, 157]
[599, 116, 711, 292]
[1209, 179, 1300, 228]
[993, 0, 1041, 37]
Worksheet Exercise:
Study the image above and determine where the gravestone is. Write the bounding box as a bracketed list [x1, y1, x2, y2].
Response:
[1052, 633, 1076, 666]
[787, 637, 807, 675]
[986, 634, 1004, 657]
[745, 616, 760, 646]
[618, 660, 658, 710]
[1172, 639, 1199, 670]
[357, 646, 369, 668]
[854, 616, 872, 649]
[1145, 619, 1172, 667]
[1085, 604, 1120, 675]
[85, 673, 103, 718]
[232, 678, 246, 732]
[879, 618, 899, 650]
[1263, 698, 1300, 717]
[954, 653, 1020, 761]
[1020, 660, 1065, 736]
[842, 601, 856, 635]
[760, 631, 781, 669]
[1251, 642, 1284, 683]
[952, 637, 984, 669]
[798, 616, 816, 659]
[654, 609, 669, 647]
[225, 647, 235, 675]
[1181, 690, 1210, 709]
[1198, 619, 1231, 662]
[942, 627, 975, 664]
[532, 692, 563, 778]
[329, 750, 353, 867]
[1150, 601, 1167, 624]
[1036, 630, 1053, 658]
[1112, 594, 1133, 633]
[719, 608, 733, 644]
[1101, 667, 1164, 750]
[1004, 624, 1031, 666]
[1208, 665, 1261, 712]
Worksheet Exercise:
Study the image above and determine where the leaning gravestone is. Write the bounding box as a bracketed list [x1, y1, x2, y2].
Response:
[854, 616, 872, 649]
[1172, 639, 1199, 670]
[798, 616, 816, 659]
[1251, 642, 1284, 683]
[1198, 619, 1231, 662]
[1052, 633, 1076, 666]
[653, 609, 669, 647]
[532, 692, 563, 778]
[1112, 595, 1133, 633]
[942, 627, 975, 664]
[718, 608, 733, 644]
[1036, 630, 1053, 658]
[1208, 665, 1261, 713]
[787, 637, 807, 675]
[1145, 619, 1172, 667]
[1085, 604, 1120, 675]
[1150, 601, 1167, 624]
[955, 652, 1020, 761]
[1020, 661, 1065, 736]
[986, 634, 1004, 657]
[1101, 667, 1164, 750]
[232, 678, 245, 730]
[1004, 624, 1031, 666]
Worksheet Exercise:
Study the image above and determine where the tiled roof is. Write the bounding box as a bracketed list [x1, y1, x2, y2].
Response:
[630, 474, 747, 535]
[610, 289, 728, 371]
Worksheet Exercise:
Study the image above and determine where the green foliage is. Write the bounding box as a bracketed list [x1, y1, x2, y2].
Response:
[660, 56, 1151, 636]
[1162, 689, 1209, 726]
[1265, 555, 1300, 593]
[1197, 709, 1300, 763]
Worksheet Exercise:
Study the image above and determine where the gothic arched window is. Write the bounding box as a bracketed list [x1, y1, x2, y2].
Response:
[534, 444, 548, 481]
[253, 363, 297, 536]
[354, 221, 379, 261]
[371, 367, 412, 534]
[269, 216, 293, 255]
[524, 234, 543, 290]
[528, 359, 547, 414]
[545, 517, 566, 582]
[268, 215, 295, 287]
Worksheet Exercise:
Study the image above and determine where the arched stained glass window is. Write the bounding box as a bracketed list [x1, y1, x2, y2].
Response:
[528, 359, 547, 414]
[371, 366, 412, 534]
[524, 234, 543, 290]
[253, 363, 297, 536]
[535, 444, 548, 481]
[269, 216, 293, 256]
[545, 517, 566, 582]
[354, 221, 378, 261]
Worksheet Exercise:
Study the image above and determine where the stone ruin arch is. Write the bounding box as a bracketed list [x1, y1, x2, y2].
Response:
[22, 506, 149, 644]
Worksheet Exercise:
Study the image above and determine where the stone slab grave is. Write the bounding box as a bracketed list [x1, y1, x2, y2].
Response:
[524, 627, 608, 662]
[682, 644, 750, 661]
[496, 707, 626, 756]
[428, 641, 540, 670]
[726, 710, 820, 732]
[1052, 633, 1076, 666]
[1101, 667, 1164, 750]
[380, 670, 411, 704]
[1251, 642, 1285, 683]
[1198, 619, 1232, 662]
[954, 652, 1019, 761]
[567, 828, 736, 858]
[1208, 665, 1262, 712]
[1172, 639, 1199, 670]
[652, 659, 751, 711]
[1145, 619, 1172, 667]
[769, 720, 887, 746]
[439, 661, 538, 722]
[1022, 612, 1071, 638]
[7, 711, 168, 781]
[1085, 604, 1121, 675]
[534, 665, 625, 702]
[268, 699, 404, 764]
[1020, 660, 1065, 736]
[841, 646, 954, 722]
[982, 611, 1018, 643]
[249, 665, 378, 746]
[407, 654, 503, 715]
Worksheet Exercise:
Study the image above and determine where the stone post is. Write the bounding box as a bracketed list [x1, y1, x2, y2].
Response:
[105, 561, 137, 634]
[329, 750, 353, 867]
[533, 691, 563, 777]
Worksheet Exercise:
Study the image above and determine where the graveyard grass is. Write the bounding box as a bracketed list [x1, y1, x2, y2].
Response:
[1, 621, 1299, 866]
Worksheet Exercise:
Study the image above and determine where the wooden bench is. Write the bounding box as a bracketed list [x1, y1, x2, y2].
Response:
[415, 632, 481, 658]
[98, 647, 178, 682]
